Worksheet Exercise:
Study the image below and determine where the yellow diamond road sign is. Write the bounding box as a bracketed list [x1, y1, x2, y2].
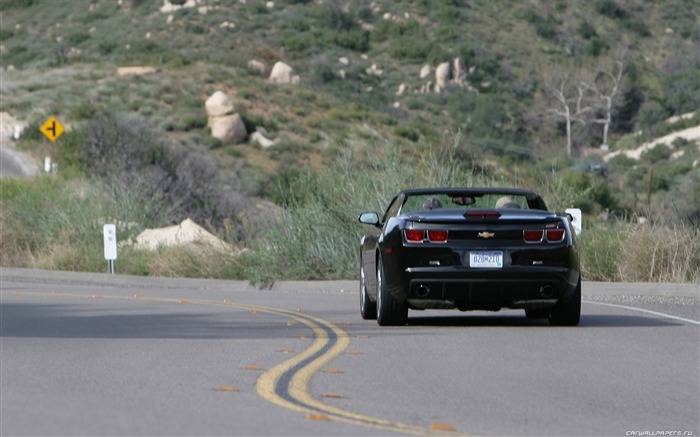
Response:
[40, 116, 65, 142]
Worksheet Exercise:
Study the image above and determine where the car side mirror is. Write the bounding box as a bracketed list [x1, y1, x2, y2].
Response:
[358, 212, 381, 227]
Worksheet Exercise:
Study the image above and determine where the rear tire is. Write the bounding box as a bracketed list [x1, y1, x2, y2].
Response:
[376, 258, 408, 326]
[360, 264, 376, 320]
[549, 279, 581, 326]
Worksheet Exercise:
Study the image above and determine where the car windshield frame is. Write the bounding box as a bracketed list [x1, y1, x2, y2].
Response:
[395, 188, 547, 215]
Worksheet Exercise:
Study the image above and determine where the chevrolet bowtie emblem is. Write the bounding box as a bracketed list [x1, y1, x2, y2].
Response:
[478, 231, 495, 239]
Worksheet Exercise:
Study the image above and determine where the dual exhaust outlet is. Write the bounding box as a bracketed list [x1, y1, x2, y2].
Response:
[413, 284, 556, 298]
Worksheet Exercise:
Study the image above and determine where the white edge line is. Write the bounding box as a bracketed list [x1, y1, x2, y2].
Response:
[583, 300, 700, 326]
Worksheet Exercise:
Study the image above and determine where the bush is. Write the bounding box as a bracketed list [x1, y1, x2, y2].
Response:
[641, 144, 671, 163]
[68, 112, 245, 228]
[0, 176, 111, 267]
[245, 134, 494, 283]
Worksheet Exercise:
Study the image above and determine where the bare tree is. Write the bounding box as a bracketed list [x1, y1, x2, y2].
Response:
[546, 71, 592, 156]
[582, 49, 628, 148]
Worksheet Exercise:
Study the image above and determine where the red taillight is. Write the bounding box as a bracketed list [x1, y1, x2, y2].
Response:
[404, 229, 424, 242]
[546, 228, 565, 242]
[523, 229, 544, 243]
[427, 230, 448, 243]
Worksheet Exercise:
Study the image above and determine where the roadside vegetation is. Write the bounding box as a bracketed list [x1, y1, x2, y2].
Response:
[1, 0, 698, 283]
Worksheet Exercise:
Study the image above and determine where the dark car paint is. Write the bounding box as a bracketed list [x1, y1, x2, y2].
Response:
[359, 188, 580, 316]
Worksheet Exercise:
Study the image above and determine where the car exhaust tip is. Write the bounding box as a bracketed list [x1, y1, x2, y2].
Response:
[416, 285, 431, 298]
[539, 285, 555, 298]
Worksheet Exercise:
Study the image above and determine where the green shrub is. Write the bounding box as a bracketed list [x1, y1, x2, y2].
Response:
[579, 223, 626, 281]
[393, 125, 420, 142]
[641, 144, 671, 163]
[595, 0, 627, 19]
[578, 21, 597, 39]
[245, 134, 493, 282]
[0, 0, 35, 10]
[523, 11, 559, 40]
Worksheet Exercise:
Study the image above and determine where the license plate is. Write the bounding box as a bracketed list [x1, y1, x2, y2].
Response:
[469, 251, 503, 268]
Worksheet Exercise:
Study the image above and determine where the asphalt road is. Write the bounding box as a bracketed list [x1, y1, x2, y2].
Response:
[1, 268, 698, 436]
[0, 144, 37, 179]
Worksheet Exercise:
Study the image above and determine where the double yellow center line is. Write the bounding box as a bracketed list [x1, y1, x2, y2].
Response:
[4, 291, 465, 436]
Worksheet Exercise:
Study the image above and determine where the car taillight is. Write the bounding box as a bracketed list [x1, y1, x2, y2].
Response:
[404, 229, 424, 242]
[427, 230, 448, 243]
[546, 228, 565, 242]
[523, 229, 544, 243]
[523, 228, 565, 243]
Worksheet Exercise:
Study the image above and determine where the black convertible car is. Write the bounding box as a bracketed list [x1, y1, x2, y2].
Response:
[358, 188, 581, 326]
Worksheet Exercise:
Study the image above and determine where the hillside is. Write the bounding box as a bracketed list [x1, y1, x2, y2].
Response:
[1, 0, 698, 282]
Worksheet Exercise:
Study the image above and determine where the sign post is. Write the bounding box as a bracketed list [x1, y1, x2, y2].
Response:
[39, 116, 65, 173]
[103, 224, 117, 274]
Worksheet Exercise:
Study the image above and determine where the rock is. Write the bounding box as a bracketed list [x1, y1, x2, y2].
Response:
[205, 91, 234, 117]
[251, 131, 275, 148]
[209, 113, 247, 144]
[366, 63, 383, 76]
[432, 57, 476, 94]
[247, 59, 266, 74]
[117, 66, 156, 76]
[269, 61, 295, 84]
[419, 64, 431, 79]
[133, 218, 229, 251]
[396, 83, 407, 96]
[435, 62, 450, 89]
[338, 57, 349, 65]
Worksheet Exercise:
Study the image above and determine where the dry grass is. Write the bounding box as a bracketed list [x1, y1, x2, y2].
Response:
[617, 224, 700, 282]
[580, 220, 700, 283]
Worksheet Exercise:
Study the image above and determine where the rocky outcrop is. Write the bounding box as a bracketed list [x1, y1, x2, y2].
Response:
[205, 91, 247, 144]
[420, 57, 477, 94]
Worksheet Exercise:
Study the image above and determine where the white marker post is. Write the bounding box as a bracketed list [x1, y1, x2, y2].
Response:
[565, 208, 582, 235]
[103, 224, 117, 274]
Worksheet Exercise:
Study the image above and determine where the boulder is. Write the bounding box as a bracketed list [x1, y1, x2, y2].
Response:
[432, 57, 476, 94]
[133, 218, 228, 251]
[247, 59, 266, 75]
[269, 61, 295, 84]
[396, 83, 407, 96]
[419, 64, 431, 79]
[209, 113, 247, 144]
[205, 91, 235, 117]
[435, 62, 451, 89]
[251, 131, 275, 148]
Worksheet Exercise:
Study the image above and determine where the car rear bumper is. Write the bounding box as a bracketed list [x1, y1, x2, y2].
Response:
[403, 266, 579, 311]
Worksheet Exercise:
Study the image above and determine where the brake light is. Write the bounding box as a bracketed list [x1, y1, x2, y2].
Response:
[465, 210, 501, 220]
[523, 229, 544, 243]
[427, 230, 448, 243]
[546, 228, 565, 242]
[404, 229, 424, 242]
